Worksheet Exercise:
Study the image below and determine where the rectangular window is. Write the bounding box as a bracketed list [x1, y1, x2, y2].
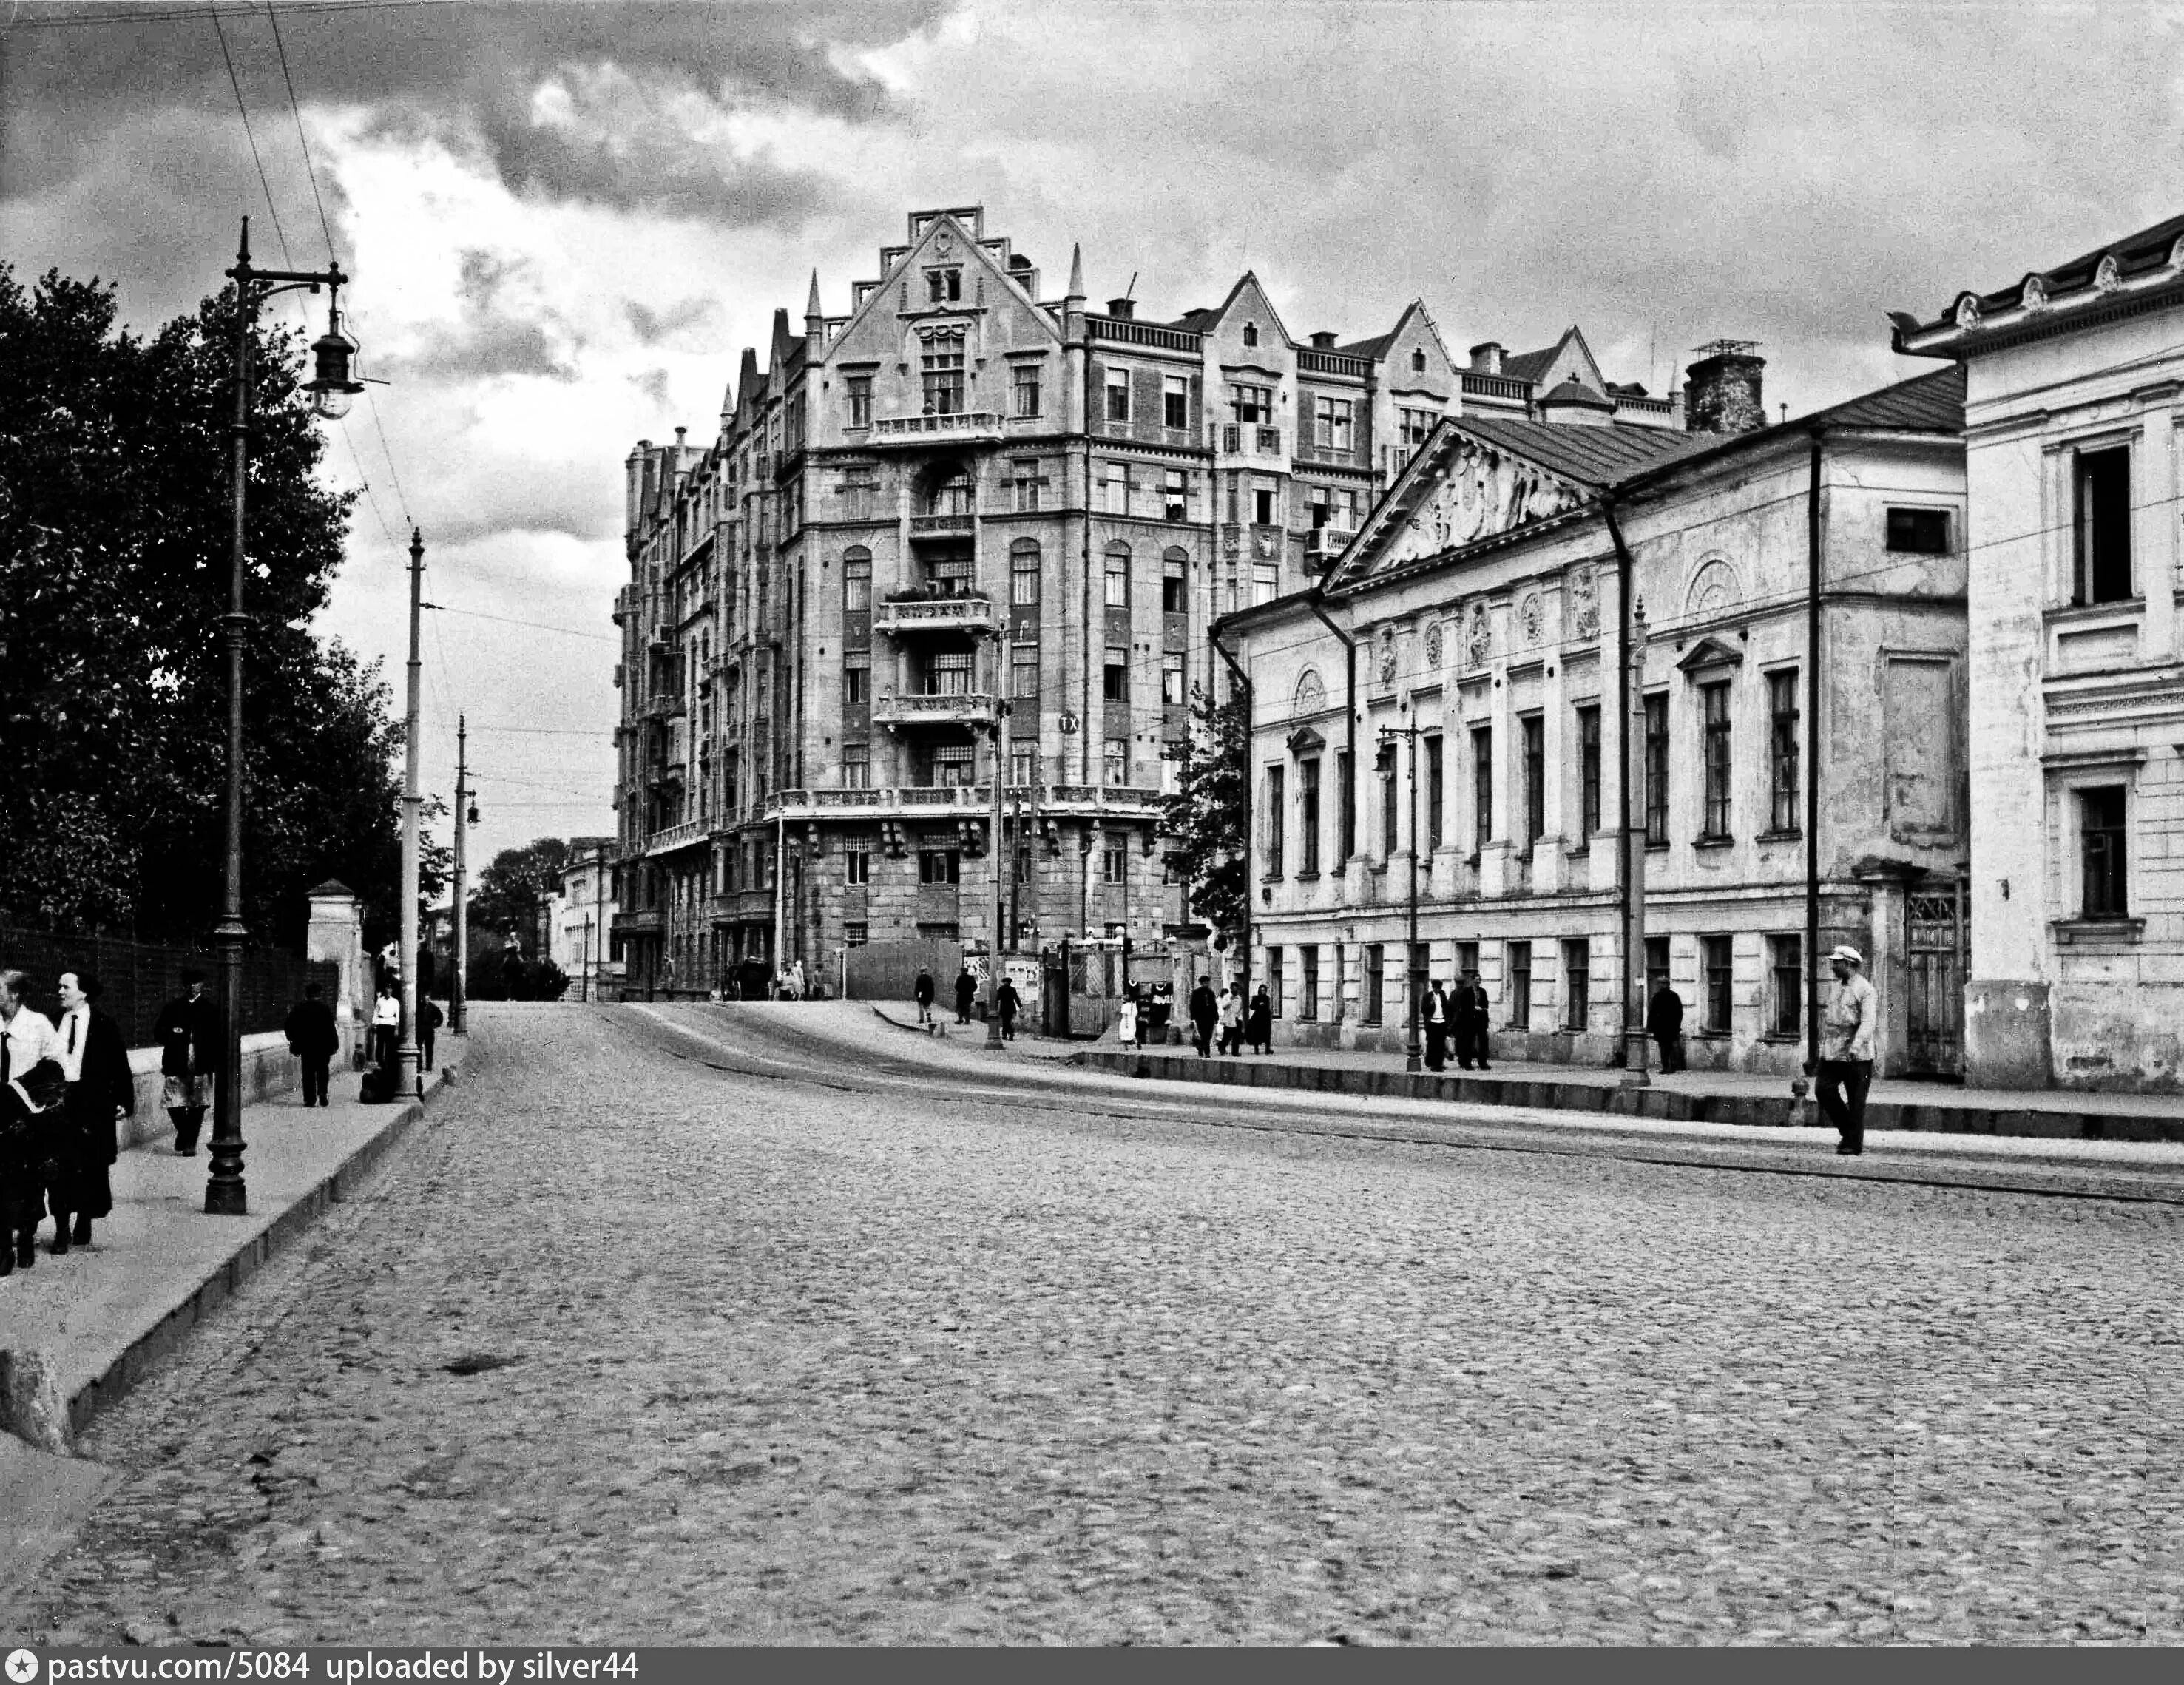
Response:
[1010, 743, 1036, 786]
[1645, 936, 1670, 1005]
[1507, 941, 1532, 1030]
[843, 657, 869, 704]
[1267, 947, 1284, 1019]
[1253, 483, 1277, 526]
[841, 745, 870, 790]
[1161, 651, 1185, 706]
[1265, 764, 1285, 875]
[1103, 647, 1129, 701]
[1769, 934, 1802, 1036]
[1456, 939, 1478, 984]
[1299, 944, 1320, 1019]
[1399, 407, 1436, 447]
[1106, 368, 1132, 423]
[1424, 734, 1444, 850]
[1768, 670, 1800, 833]
[843, 920, 869, 947]
[1701, 935, 1733, 1034]
[1251, 562, 1278, 606]
[930, 743, 975, 787]
[1103, 463, 1129, 515]
[1643, 694, 1669, 845]
[1015, 844, 1032, 885]
[927, 553, 973, 598]
[921, 334, 965, 415]
[1162, 550, 1186, 613]
[845, 848, 870, 886]
[2075, 446, 2133, 604]
[1105, 550, 1129, 606]
[1012, 643, 1039, 700]
[1315, 395, 1354, 453]
[1887, 507, 1950, 554]
[1103, 737, 1128, 786]
[1563, 939, 1589, 1031]
[1521, 714, 1545, 848]
[845, 375, 873, 430]
[844, 553, 870, 612]
[1012, 365, 1041, 419]
[1011, 459, 1045, 514]
[1472, 725, 1492, 851]
[1100, 845, 1126, 885]
[1163, 375, 1189, 430]
[919, 848, 961, 885]
[1701, 682, 1733, 840]
[1377, 742, 1398, 860]
[1231, 384, 1272, 425]
[1011, 546, 1041, 605]
[1363, 943, 1385, 1025]
[1336, 749, 1353, 860]
[1577, 705, 1601, 837]
[1299, 757, 1321, 875]
[925, 268, 961, 304]
[2081, 786, 2129, 916]
[1163, 470, 1189, 524]
[928, 650, 972, 695]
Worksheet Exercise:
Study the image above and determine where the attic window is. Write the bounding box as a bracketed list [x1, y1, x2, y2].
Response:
[926, 269, 962, 305]
[1243, 322, 1259, 348]
[1412, 349, 1427, 372]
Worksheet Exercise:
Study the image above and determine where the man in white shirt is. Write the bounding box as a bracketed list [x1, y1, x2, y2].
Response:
[1, 967, 64, 1269]
[1817, 945, 1879, 1156]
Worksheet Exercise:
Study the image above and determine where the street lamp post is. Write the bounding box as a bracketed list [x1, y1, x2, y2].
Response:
[1379, 706, 1426, 1073]
[1622, 597, 1652, 1087]
[207, 217, 362, 1218]
[986, 699, 1010, 1049]
[451, 716, 470, 1035]
[396, 527, 425, 1101]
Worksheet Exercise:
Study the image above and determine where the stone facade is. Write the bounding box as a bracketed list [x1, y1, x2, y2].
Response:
[1229, 359, 1970, 1078]
[1895, 213, 2184, 1090]
[546, 842, 620, 999]
[611, 206, 1687, 999]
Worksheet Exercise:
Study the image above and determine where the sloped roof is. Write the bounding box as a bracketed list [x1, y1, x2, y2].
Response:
[1540, 376, 1615, 411]
[1172, 306, 1220, 332]
[1338, 330, 1394, 357]
[1454, 416, 1715, 487]
[1500, 344, 1560, 385]
[1620, 364, 1965, 490]
[1900, 211, 2184, 339]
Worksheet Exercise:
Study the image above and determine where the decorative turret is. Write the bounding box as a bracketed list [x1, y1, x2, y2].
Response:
[804, 269, 825, 356]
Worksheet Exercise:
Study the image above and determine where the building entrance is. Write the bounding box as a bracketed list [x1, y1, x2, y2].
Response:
[1906, 878, 1967, 1078]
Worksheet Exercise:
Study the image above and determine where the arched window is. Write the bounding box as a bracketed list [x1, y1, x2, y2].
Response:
[842, 546, 871, 612]
[1010, 538, 1040, 606]
[924, 465, 973, 517]
[1162, 546, 1189, 613]
[1103, 541, 1131, 608]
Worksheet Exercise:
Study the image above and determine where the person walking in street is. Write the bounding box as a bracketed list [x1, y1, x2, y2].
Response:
[1217, 985, 1243, 1056]
[913, 967, 936, 1025]
[501, 932, 526, 1002]
[0, 968, 65, 1268]
[1188, 975, 1217, 1058]
[1648, 977, 1686, 1074]
[1454, 969, 1491, 1071]
[1423, 979, 1451, 1072]
[1116, 991, 1138, 1047]
[953, 965, 977, 1025]
[152, 968, 215, 1155]
[1818, 945, 1879, 1155]
[1245, 985, 1273, 1056]
[370, 978, 402, 1071]
[995, 976, 1021, 1041]
[418, 995, 443, 1071]
[284, 982, 340, 1108]
[50, 970, 133, 1252]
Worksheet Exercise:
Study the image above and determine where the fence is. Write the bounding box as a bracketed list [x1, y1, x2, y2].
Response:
[0, 925, 339, 1049]
[842, 938, 965, 1002]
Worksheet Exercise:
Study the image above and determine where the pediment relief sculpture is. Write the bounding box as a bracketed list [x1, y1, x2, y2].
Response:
[1376, 439, 1585, 572]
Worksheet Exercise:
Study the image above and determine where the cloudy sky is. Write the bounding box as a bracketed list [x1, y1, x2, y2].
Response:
[4, 0, 2178, 871]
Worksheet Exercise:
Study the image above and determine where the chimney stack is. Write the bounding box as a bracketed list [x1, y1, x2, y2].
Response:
[1469, 341, 1504, 376]
[1311, 331, 1337, 349]
[1106, 297, 1136, 320]
[1684, 340, 1766, 435]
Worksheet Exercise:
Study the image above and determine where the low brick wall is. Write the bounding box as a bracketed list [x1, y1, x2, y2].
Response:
[1064, 1049, 2184, 1144]
[117, 1024, 366, 1150]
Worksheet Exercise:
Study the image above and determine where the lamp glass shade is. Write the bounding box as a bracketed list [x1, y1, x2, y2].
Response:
[308, 386, 356, 422]
[305, 328, 364, 420]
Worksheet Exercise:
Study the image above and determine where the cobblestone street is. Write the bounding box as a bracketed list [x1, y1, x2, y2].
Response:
[11, 1003, 2184, 1644]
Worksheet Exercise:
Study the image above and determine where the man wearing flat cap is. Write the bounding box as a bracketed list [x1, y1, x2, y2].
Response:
[1818, 945, 1879, 1155]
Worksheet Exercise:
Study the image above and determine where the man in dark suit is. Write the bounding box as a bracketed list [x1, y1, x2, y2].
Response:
[1187, 976, 1218, 1058]
[1454, 969, 1492, 1071]
[50, 970, 135, 1252]
[284, 982, 341, 1107]
[152, 968, 217, 1154]
[1648, 979, 1686, 1074]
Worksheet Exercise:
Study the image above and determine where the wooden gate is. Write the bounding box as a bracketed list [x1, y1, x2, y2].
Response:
[1905, 879, 1967, 1077]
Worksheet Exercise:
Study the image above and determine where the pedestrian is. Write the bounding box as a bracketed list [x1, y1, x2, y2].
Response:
[1117, 992, 1138, 1046]
[789, 958, 808, 1001]
[1648, 977, 1686, 1074]
[1133, 985, 1153, 1049]
[152, 967, 216, 1155]
[376, 939, 400, 994]
[996, 976, 1020, 1041]
[284, 981, 340, 1108]
[1217, 985, 1243, 1056]
[370, 977, 402, 1071]
[501, 933, 525, 1002]
[1245, 985, 1272, 1056]
[954, 965, 977, 1024]
[1188, 975, 1218, 1058]
[0, 968, 66, 1269]
[1817, 945, 1879, 1156]
[913, 967, 936, 1025]
[1454, 969, 1491, 1071]
[49, 970, 133, 1252]
[418, 994, 444, 1071]
[1423, 979, 1450, 1072]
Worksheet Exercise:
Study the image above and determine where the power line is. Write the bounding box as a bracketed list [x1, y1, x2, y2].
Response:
[263, 0, 336, 261]
[207, 5, 292, 271]
[428, 604, 619, 644]
[7, 1, 450, 29]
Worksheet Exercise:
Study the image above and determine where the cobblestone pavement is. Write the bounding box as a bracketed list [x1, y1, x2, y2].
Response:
[11, 1004, 2183, 1644]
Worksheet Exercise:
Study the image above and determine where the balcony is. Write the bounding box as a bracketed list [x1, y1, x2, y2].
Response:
[611, 909, 664, 937]
[909, 511, 976, 538]
[1305, 524, 1357, 569]
[645, 817, 711, 857]
[762, 783, 1164, 820]
[640, 695, 686, 721]
[873, 593, 997, 636]
[1211, 423, 1284, 457]
[868, 411, 1006, 448]
[871, 688, 997, 729]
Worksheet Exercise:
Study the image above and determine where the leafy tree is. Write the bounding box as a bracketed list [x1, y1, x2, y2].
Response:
[1160, 682, 1249, 942]
[468, 837, 572, 948]
[0, 264, 422, 945]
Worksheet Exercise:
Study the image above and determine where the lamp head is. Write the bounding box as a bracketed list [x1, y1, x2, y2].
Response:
[305, 297, 365, 421]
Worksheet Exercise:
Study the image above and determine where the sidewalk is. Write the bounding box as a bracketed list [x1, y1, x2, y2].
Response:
[867, 998, 2184, 1144]
[1, 1039, 467, 1581]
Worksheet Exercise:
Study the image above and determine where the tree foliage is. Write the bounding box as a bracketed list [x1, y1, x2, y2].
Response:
[0, 264, 422, 945]
[469, 837, 574, 946]
[1160, 682, 1249, 942]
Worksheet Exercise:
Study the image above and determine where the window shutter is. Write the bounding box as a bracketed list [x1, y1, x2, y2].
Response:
[1087, 358, 1106, 427]
[1135, 366, 1162, 442]
[1189, 374, 1203, 439]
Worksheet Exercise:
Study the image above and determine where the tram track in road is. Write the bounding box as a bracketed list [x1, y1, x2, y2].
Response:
[599, 1002, 2184, 1211]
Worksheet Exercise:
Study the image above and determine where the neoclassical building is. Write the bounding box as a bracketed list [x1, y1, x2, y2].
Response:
[1893, 212, 2184, 1090]
[612, 206, 1687, 996]
[1225, 351, 1971, 1078]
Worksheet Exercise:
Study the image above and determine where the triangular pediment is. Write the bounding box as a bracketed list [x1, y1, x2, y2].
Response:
[1324, 419, 1592, 591]
[1675, 635, 1744, 673]
[822, 209, 1061, 371]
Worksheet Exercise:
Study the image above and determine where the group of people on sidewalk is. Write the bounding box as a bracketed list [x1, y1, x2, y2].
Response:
[0, 965, 135, 1274]
[1419, 971, 1495, 1073]
[913, 965, 1022, 1039]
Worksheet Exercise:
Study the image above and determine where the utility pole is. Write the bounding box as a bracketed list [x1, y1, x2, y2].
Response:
[396, 527, 425, 1101]
[1623, 597, 1652, 1086]
[986, 698, 1010, 1048]
[451, 715, 468, 1035]
[1379, 706, 1425, 1073]
[593, 841, 606, 1000]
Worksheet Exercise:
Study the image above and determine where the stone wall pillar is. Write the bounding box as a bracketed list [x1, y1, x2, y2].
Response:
[305, 880, 366, 1067]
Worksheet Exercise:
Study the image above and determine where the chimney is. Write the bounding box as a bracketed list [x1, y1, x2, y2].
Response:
[1311, 331, 1337, 349]
[1684, 340, 1766, 435]
[1106, 297, 1135, 320]
[1469, 341, 1504, 376]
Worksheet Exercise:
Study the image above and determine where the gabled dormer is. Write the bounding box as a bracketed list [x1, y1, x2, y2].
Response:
[1502, 325, 1607, 401]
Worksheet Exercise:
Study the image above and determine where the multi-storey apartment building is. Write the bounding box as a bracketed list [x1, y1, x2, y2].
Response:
[612, 206, 1687, 997]
[1894, 212, 2184, 1090]
[1227, 351, 1972, 1078]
